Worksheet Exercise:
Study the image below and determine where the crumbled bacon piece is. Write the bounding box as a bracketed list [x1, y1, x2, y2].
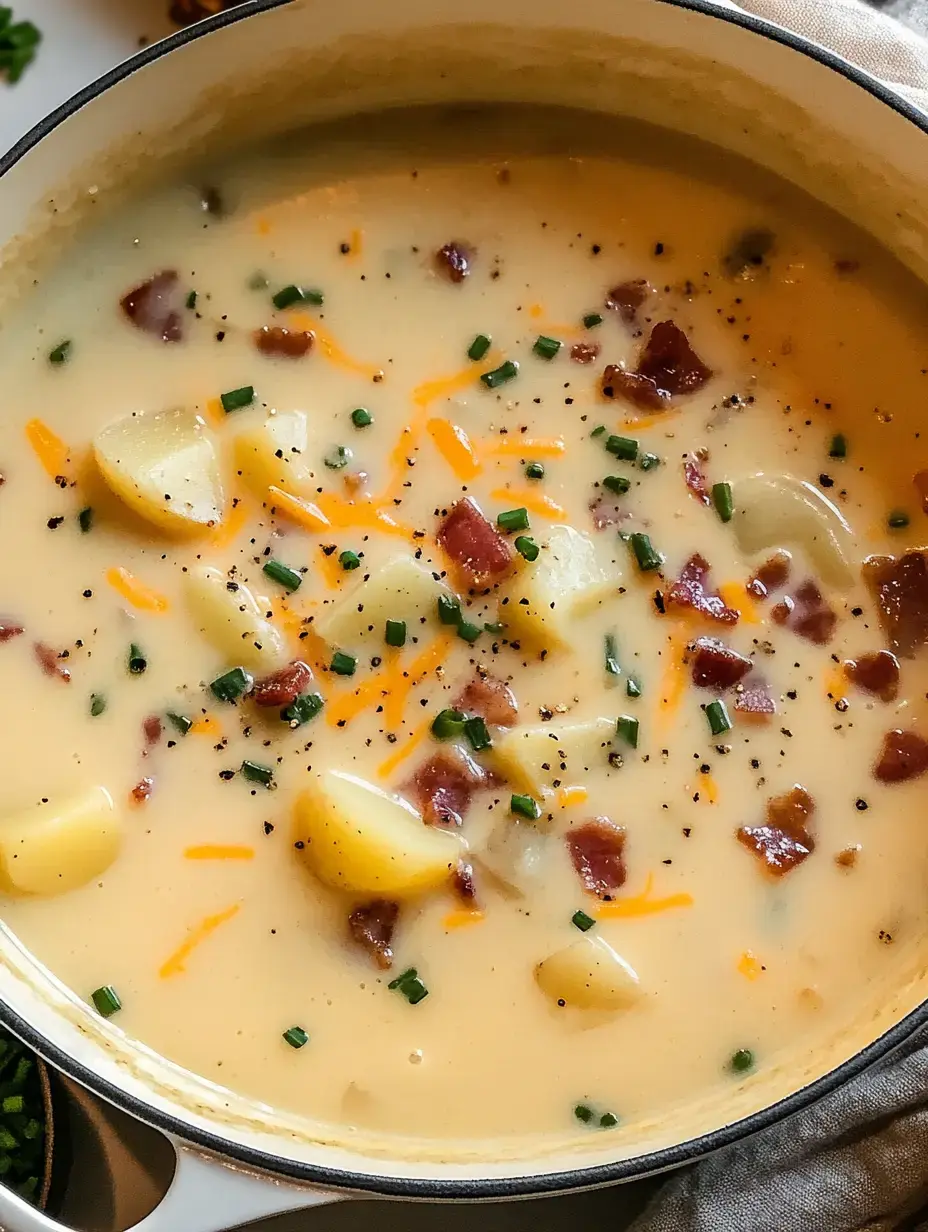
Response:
[835, 845, 861, 869]
[33, 642, 70, 682]
[406, 747, 486, 828]
[434, 242, 473, 283]
[666, 554, 738, 625]
[734, 674, 776, 717]
[452, 860, 478, 905]
[873, 729, 928, 783]
[605, 279, 651, 323]
[687, 637, 752, 689]
[784, 580, 837, 645]
[142, 715, 163, 749]
[747, 551, 792, 599]
[120, 270, 185, 343]
[683, 453, 711, 506]
[844, 650, 900, 702]
[601, 365, 668, 411]
[252, 660, 313, 708]
[348, 899, 399, 970]
[570, 341, 601, 365]
[253, 326, 314, 359]
[589, 494, 632, 531]
[914, 471, 928, 514]
[454, 672, 518, 727]
[738, 786, 815, 876]
[565, 818, 627, 899]
[638, 320, 713, 396]
[0, 620, 24, 643]
[437, 497, 512, 587]
[864, 552, 928, 657]
[130, 777, 155, 806]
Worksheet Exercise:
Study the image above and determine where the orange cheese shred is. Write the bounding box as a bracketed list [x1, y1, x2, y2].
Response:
[556, 785, 589, 809]
[442, 909, 486, 930]
[656, 627, 690, 725]
[204, 397, 225, 425]
[412, 354, 501, 409]
[596, 873, 694, 920]
[381, 632, 454, 732]
[316, 545, 344, 591]
[25, 419, 70, 481]
[346, 227, 364, 259]
[620, 409, 681, 431]
[209, 497, 250, 548]
[426, 419, 481, 480]
[490, 487, 565, 519]
[256, 216, 272, 236]
[737, 950, 764, 981]
[484, 436, 566, 458]
[326, 675, 389, 727]
[184, 845, 255, 861]
[190, 714, 222, 736]
[105, 567, 170, 613]
[377, 718, 431, 779]
[289, 313, 382, 380]
[267, 486, 331, 532]
[718, 582, 761, 624]
[825, 664, 848, 702]
[158, 903, 241, 978]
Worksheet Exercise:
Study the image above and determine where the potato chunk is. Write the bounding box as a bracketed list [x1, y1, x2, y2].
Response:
[475, 821, 548, 898]
[93, 407, 225, 534]
[314, 555, 452, 651]
[233, 408, 317, 498]
[500, 525, 612, 650]
[0, 786, 123, 896]
[535, 934, 641, 1011]
[294, 770, 463, 897]
[491, 717, 616, 795]
[186, 564, 287, 672]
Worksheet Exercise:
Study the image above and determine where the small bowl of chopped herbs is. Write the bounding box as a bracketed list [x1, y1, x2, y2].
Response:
[0, 1026, 56, 1210]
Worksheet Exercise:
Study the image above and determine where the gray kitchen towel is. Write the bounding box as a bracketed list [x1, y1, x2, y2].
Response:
[631, 2, 928, 1229]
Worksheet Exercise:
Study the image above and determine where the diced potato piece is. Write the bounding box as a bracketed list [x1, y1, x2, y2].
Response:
[314, 555, 452, 650]
[475, 821, 548, 898]
[733, 474, 854, 590]
[491, 717, 616, 795]
[0, 786, 123, 896]
[93, 407, 225, 535]
[535, 934, 641, 1011]
[186, 564, 287, 672]
[500, 525, 613, 650]
[233, 409, 317, 499]
[293, 769, 463, 898]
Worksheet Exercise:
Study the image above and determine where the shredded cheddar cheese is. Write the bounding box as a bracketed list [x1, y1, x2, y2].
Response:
[289, 313, 381, 380]
[737, 950, 764, 981]
[105, 567, 169, 613]
[377, 719, 431, 778]
[718, 582, 761, 624]
[825, 663, 848, 701]
[316, 545, 345, 590]
[596, 873, 694, 920]
[484, 436, 566, 457]
[556, 785, 589, 809]
[267, 486, 331, 532]
[347, 227, 364, 258]
[190, 714, 222, 736]
[490, 487, 565, 519]
[25, 419, 70, 480]
[158, 903, 241, 978]
[184, 845, 255, 861]
[656, 627, 690, 726]
[442, 909, 486, 930]
[426, 418, 481, 480]
[204, 397, 225, 425]
[209, 497, 250, 548]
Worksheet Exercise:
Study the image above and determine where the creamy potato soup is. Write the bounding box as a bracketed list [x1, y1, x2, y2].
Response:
[2, 106, 928, 1143]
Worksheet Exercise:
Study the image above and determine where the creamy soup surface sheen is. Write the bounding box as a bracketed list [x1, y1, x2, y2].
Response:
[2, 107, 928, 1144]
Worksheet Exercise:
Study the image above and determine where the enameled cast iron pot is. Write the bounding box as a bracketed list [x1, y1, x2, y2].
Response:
[2, 1, 928, 1226]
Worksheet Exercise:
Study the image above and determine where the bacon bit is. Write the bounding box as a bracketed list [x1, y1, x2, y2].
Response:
[781, 580, 837, 645]
[565, 818, 627, 899]
[601, 365, 668, 411]
[33, 642, 70, 682]
[437, 497, 512, 587]
[142, 715, 163, 749]
[844, 650, 900, 702]
[683, 453, 711, 506]
[864, 552, 928, 657]
[120, 270, 185, 343]
[434, 241, 473, 283]
[25, 419, 70, 482]
[667, 554, 739, 625]
[914, 471, 928, 514]
[130, 777, 155, 806]
[442, 908, 486, 930]
[159, 903, 241, 979]
[184, 845, 254, 861]
[747, 551, 792, 599]
[873, 729, 928, 783]
[253, 325, 314, 359]
[589, 493, 632, 531]
[252, 660, 313, 708]
[834, 845, 861, 869]
[105, 566, 169, 614]
[686, 637, 752, 689]
[452, 860, 479, 904]
[637, 320, 713, 395]
[605, 279, 651, 323]
[454, 672, 518, 727]
[406, 747, 486, 828]
[556, 785, 589, 809]
[737, 786, 815, 876]
[595, 872, 693, 919]
[737, 950, 763, 981]
[426, 419, 481, 481]
[348, 899, 399, 970]
[734, 674, 776, 718]
[0, 620, 24, 643]
[570, 341, 601, 365]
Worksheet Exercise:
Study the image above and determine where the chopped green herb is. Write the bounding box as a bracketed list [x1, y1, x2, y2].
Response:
[330, 650, 357, 676]
[638, 452, 661, 471]
[467, 333, 492, 361]
[241, 760, 274, 786]
[167, 712, 193, 736]
[350, 407, 373, 428]
[573, 1104, 594, 1124]
[437, 594, 462, 626]
[210, 666, 253, 703]
[705, 699, 733, 736]
[263, 558, 302, 592]
[616, 714, 639, 748]
[463, 715, 492, 752]
[185, 290, 197, 310]
[283, 1026, 309, 1049]
[729, 1048, 755, 1074]
[220, 385, 255, 413]
[583, 313, 604, 329]
[248, 271, 269, 291]
[629, 532, 663, 572]
[510, 793, 541, 820]
[888, 510, 910, 529]
[2, 1096, 23, 1116]
[525, 461, 545, 480]
[89, 693, 106, 718]
[339, 550, 361, 572]
[272, 284, 324, 310]
[497, 507, 530, 533]
[626, 677, 642, 699]
[572, 909, 596, 932]
[603, 475, 631, 495]
[127, 643, 147, 674]
[599, 1111, 620, 1129]
[604, 633, 621, 679]
[388, 967, 429, 1005]
[385, 619, 407, 647]
[480, 359, 519, 389]
[605, 435, 638, 461]
[48, 339, 71, 365]
[457, 620, 482, 645]
[324, 444, 352, 470]
[283, 692, 324, 726]
[514, 535, 539, 562]
[431, 708, 467, 740]
[0, 12, 42, 84]
[91, 985, 121, 1018]
[828, 433, 848, 459]
[589, 424, 607, 438]
[78, 506, 93, 534]
[533, 335, 562, 360]
[712, 481, 734, 524]
[484, 621, 504, 635]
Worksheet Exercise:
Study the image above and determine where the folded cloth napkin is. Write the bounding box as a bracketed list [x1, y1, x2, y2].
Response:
[630, 3, 928, 1228]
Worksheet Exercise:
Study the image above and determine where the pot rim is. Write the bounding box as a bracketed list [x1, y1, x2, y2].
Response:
[2, 0, 927, 1199]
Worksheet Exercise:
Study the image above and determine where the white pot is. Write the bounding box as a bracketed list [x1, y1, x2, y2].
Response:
[1, 1, 928, 1227]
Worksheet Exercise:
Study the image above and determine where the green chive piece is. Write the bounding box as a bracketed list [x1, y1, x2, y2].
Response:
[91, 986, 122, 1018]
[283, 1026, 309, 1049]
[467, 333, 492, 361]
[78, 506, 93, 533]
[572, 909, 596, 932]
[248, 271, 269, 291]
[338, 550, 361, 572]
[888, 510, 910, 529]
[210, 666, 253, 703]
[127, 643, 147, 674]
[385, 619, 407, 647]
[638, 452, 661, 471]
[712, 481, 734, 524]
[590, 425, 607, 438]
[514, 535, 539, 562]
[324, 444, 352, 470]
[583, 313, 604, 329]
[616, 715, 639, 748]
[533, 335, 562, 360]
[525, 461, 545, 480]
[603, 475, 631, 495]
[705, 699, 732, 736]
[484, 621, 504, 635]
[626, 677, 642, 699]
[457, 620, 482, 645]
[431, 708, 467, 740]
[272, 284, 324, 310]
[497, 507, 530, 533]
[0, 1130, 16, 1152]
[605, 435, 638, 461]
[350, 407, 373, 428]
[574, 1104, 594, 1124]
[185, 290, 197, 310]
[167, 712, 193, 736]
[283, 692, 324, 726]
[330, 650, 357, 676]
[729, 1048, 755, 1074]
[241, 760, 274, 786]
[48, 340, 71, 365]
[263, 558, 302, 592]
[828, 433, 848, 459]
[629, 532, 664, 572]
[220, 385, 255, 414]
[1, 1096, 23, 1115]
[437, 594, 462, 626]
[604, 633, 621, 679]
[510, 793, 541, 820]
[599, 1111, 620, 1129]
[90, 693, 106, 718]
[388, 967, 429, 1005]
[480, 359, 519, 389]
[463, 715, 492, 752]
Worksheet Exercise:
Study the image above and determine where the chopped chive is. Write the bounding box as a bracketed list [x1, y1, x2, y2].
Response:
[339, 550, 361, 572]
[388, 967, 429, 1005]
[1, 1096, 22, 1115]
[127, 643, 147, 674]
[463, 715, 492, 752]
[599, 1111, 620, 1129]
[497, 507, 530, 533]
[705, 699, 732, 736]
[574, 1104, 594, 1124]
[330, 650, 357, 676]
[626, 677, 642, 699]
[583, 313, 604, 329]
[89, 693, 106, 718]
[210, 666, 253, 703]
[350, 407, 373, 428]
[510, 793, 541, 820]
[220, 385, 255, 413]
[729, 1048, 755, 1074]
[385, 619, 407, 647]
[605, 435, 638, 461]
[48, 339, 71, 365]
[629, 532, 664, 572]
[78, 506, 93, 533]
[263, 558, 302, 592]
[241, 760, 274, 786]
[324, 444, 352, 470]
[437, 594, 462, 626]
[828, 433, 847, 459]
[431, 708, 467, 740]
[604, 633, 621, 679]
[888, 510, 910, 529]
[514, 535, 539, 562]
[0, 1130, 15, 1152]
[484, 621, 504, 635]
[467, 333, 492, 361]
[480, 359, 519, 389]
[272, 284, 324, 310]
[572, 909, 596, 932]
[283, 692, 324, 726]
[589, 425, 607, 438]
[638, 452, 661, 471]
[248, 271, 269, 291]
[185, 290, 197, 310]
[91, 985, 122, 1018]
[533, 335, 562, 360]
[283, 1026, 309, 1049]
[167, 712, 193, 736]
[603, 475, 631, 495]
[616, 715, 639, 748]
[457, 620, 482, 645]
[711, 481, 734, 524]
[525, 461, 545, 480]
